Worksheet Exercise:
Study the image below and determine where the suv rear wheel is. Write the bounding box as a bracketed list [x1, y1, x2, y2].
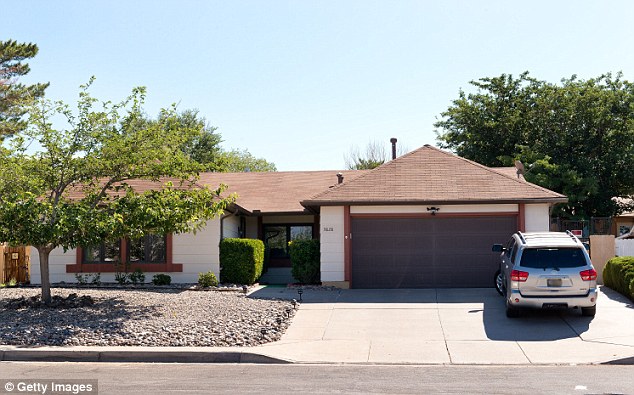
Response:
[581, 305, 596, 317]
[506, 300, 521, 318]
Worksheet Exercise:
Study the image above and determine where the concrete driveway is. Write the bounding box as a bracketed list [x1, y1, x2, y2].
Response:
[252, 286, 634, 364]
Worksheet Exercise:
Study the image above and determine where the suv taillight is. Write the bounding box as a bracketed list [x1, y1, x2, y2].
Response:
[580, 269, 597, 281]
[511, 270, 529, 282]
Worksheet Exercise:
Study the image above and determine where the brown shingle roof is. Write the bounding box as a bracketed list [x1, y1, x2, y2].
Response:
[491, 167, 526, 181]
[65, 178, 197, 200]
[198, 170, 367, 214]
[65, 171, 367, 215]
[302, 145, 567, 206]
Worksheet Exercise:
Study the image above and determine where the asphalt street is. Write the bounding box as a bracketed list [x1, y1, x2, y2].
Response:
[1, 362, 633, 395]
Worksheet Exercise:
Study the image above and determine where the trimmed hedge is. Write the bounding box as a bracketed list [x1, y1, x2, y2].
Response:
[603, 256, 634, 301]
[289, 239, 320, 284]
[219, 238, 264, 285]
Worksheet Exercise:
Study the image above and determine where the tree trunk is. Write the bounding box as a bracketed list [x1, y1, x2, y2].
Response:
[36, 246, 53, 305]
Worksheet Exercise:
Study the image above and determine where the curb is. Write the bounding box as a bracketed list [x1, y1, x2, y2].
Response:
[0, 349, 291, 364]
[1, 348, 632, 365]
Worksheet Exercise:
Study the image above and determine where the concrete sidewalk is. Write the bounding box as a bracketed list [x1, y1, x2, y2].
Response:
[2, 286, 633, 365]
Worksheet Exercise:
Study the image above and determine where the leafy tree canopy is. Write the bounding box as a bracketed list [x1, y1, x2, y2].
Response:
[152, 109, 276, 172]
[0, 39, 48, 139]
[435, 72, 634, 218]
[218, 148, 277, 172]
[0, 79, 235, 303]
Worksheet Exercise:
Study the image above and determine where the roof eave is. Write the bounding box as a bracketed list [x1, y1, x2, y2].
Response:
[243, 209, 316, 216]
[301, 197, 568, 207]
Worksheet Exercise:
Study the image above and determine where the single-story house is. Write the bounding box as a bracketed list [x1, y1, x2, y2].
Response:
[31, 145, 566, 288]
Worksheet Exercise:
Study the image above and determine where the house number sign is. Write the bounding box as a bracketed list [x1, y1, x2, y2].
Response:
[323, 227, 334, 232]
[11, 253, 19, 260]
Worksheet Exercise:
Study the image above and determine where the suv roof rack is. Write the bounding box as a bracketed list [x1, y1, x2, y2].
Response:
[566, 230, 581, 242]
[517, 231, 526, 244]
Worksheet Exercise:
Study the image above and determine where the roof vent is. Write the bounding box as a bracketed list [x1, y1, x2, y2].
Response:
[337, 173, 344, 184]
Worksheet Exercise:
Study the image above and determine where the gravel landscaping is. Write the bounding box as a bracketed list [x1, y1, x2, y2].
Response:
[0, 287, 296, 347]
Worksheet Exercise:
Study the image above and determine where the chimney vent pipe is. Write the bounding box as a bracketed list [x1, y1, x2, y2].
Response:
[390, 138, 398, 160]
[337, 173, 344, 184]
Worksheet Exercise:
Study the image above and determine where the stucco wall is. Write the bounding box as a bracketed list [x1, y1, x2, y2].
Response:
[31, 219, 222, 284]
[524, 204, 551, 232]
[319, 206, 345, 282]
[590, 235, 615, 285]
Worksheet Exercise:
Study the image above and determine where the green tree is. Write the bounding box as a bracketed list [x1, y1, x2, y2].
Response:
[175, 109, 224, 171]
[166, 110, 275, 172]
[0, 79, 234, 303]
[0, 40, 48, 138]
[218, 148, 277, 172]
[435, 72, 634, 218]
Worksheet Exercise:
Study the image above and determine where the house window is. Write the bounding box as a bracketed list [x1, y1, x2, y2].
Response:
[83, 240, 121, 264]
[263, 224, 313, 258]
[70, 233, 180, 274]
[127, 234, 167, 264]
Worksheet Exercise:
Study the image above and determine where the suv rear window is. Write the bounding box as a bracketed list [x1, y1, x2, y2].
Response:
[519, 247, 587, 269]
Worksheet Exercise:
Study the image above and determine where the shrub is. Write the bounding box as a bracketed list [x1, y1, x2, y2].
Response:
[75, 273, 101, 285]
[114, 271, 129, 285]
[603, 256, 634, 300]
[129, 268, 145, 284]
[152, 274, 172, 286]
[289, 239, 320, 284]
[219, 238, 264, 285]
[114, 262, 130, 284]
[0, 279, 17, 288]
[75, 273, 89, 285]
[198, 271, 219, 287]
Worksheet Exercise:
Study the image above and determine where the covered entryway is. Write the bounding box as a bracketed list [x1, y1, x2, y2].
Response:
[351, 216, 516, 288]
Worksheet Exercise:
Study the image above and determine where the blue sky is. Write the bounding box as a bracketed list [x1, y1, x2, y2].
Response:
[3, 1, 634, 170]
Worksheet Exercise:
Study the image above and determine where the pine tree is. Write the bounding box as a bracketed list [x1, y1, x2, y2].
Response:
[0, 40, 49, 138]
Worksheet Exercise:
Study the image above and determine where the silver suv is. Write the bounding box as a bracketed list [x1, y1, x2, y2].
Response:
[492, 231, 598, 318]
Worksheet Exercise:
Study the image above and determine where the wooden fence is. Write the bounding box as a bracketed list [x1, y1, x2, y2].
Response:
[1, 245, 30, 284]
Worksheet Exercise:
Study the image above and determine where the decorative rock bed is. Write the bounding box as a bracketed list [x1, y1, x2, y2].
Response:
[0, 287, 296, 347]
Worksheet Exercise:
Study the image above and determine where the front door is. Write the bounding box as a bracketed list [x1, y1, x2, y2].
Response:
[263, 224, 313, 268]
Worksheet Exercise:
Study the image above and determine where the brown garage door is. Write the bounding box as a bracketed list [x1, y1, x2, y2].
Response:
[351, 216, 517, 288]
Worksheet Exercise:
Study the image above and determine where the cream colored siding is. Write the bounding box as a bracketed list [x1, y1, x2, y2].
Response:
[524, 204, 551, 232]
[171, 219, 220, 282]
[319, 206, 345, 282]
[31, 219, 222, 284]
[30, 246, 77, 284]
